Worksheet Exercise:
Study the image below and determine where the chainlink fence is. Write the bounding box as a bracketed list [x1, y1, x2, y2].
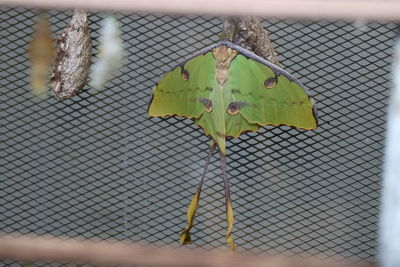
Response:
[1, 6, 397, 264]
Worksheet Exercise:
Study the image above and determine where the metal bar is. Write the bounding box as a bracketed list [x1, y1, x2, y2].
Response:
[1, 0, 400, 21]
[0, 234, 377, 267]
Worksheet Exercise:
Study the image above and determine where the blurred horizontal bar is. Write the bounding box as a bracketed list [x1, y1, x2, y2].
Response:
[2, 0, 400, 21]
[0, 234, 377, 267]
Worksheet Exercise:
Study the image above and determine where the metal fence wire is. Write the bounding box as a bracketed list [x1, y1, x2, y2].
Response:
[0, 6, 397, 263]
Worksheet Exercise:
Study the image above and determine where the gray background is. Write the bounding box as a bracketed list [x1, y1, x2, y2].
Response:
[1, 6, 396, 262]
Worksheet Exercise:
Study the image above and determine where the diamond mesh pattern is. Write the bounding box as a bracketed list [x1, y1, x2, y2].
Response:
[0, 6, 397, 264]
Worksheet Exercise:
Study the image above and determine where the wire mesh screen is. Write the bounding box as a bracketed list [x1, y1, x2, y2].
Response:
[0, 6, 397, 262]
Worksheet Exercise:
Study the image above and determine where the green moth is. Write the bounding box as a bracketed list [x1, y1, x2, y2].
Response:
[148, 40, 318, 250]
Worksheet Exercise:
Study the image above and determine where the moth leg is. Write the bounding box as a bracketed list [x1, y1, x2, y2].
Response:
[179, 142, 216, 244]
[219, 149, 237, 251]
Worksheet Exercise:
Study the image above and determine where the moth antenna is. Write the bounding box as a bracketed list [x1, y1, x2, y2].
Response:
[179, 143, 216, 244]
[219, 149, 237, 251]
